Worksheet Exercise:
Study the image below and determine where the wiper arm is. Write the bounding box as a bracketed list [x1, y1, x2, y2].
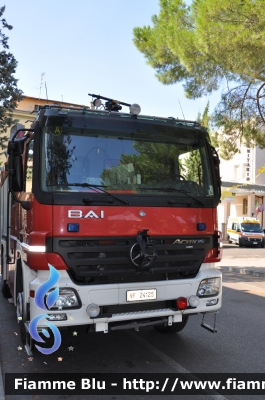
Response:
[68, 183, 129, 205]
[137, 187, 205, 206]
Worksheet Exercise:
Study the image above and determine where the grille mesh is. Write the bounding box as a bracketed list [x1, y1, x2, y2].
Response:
[51, 235, 211, 285]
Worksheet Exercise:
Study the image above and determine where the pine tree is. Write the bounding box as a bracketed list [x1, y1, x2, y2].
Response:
[133, 0, 265, 158]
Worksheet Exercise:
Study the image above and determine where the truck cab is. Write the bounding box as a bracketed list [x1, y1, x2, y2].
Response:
[1, 94, 223, 354]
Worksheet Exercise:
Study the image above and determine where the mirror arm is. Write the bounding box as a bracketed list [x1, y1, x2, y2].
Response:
[10, 189, 30, 210]
[10, 128, 34, 143]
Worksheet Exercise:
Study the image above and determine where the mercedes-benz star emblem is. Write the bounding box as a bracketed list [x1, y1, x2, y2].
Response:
[129, 242, 153, 268]
[130, 243, 143, 266]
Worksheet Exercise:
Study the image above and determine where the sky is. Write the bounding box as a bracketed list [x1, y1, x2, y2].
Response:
[3, 0, 221, 121]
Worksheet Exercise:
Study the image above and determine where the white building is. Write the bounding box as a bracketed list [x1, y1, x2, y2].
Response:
[218, 144, 265, 237]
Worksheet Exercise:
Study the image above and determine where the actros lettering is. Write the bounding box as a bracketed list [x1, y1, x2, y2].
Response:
[173, 239, 205, 244]
[68, 210, 104, 219]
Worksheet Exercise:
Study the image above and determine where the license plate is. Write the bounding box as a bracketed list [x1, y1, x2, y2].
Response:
[126, 289, 157, 302]
[253, 242, 257, 244]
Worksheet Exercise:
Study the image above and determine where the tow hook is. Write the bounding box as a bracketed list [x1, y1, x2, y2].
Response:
[201, 311, 218, 333]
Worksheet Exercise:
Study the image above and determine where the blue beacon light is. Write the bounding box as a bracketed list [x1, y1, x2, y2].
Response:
[67, 223, 79, 232]
[197, 223, 206, 231]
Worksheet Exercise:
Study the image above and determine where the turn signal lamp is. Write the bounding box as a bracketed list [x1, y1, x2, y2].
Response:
[47, 313, 67, 321]
[206, 298, 218, 306]
[176, 297, 188, 310]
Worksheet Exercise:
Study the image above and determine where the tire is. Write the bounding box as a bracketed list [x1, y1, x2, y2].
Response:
[154, 315, 189, 334]
[227, 236, 232, 244]
[2, 280, 12, 298]
[239, 238, 243, 247]
[260, 244, 264, 248]
[16, 262, 28, 345]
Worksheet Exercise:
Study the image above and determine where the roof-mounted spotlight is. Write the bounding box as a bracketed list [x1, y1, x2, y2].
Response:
[93, 98, 102, 108]
[88, 93, 141, 115]
[130, 103, 141, 116]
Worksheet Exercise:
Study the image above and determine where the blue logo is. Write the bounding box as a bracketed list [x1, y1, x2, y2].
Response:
[29, 264, 62, 354]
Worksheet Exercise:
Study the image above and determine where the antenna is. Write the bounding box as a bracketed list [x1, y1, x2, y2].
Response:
[39, 72, 45, 100]
[178, 100, 185, 120]
[45, 81, 48, 100]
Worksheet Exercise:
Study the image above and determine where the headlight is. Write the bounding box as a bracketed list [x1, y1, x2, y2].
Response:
[197, 278, 220, 298]
[45, 288, 81, 309]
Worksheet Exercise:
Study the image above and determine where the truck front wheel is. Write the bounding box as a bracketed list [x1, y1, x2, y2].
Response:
[154, 315, 189, 334]
[16, 262, 29, 344]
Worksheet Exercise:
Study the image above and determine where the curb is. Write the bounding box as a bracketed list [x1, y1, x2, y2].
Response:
[219, 266, 265, 277]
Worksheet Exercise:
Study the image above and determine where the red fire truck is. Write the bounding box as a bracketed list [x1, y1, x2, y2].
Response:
[0, 94, 222, 354]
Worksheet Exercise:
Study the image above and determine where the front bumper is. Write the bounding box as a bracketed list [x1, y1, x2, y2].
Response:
[29, 264, 222, 332]
[240, 237, 265, 246]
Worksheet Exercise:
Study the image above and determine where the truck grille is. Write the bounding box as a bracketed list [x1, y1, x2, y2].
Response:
[48, 236, 212, 285]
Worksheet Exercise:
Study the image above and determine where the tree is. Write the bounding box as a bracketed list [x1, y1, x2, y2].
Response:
[0, 5, 23, 160]
[133, 0, 265, 159]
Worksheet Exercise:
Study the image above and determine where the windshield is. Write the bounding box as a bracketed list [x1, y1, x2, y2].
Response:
[241, 223, 263, 233]
[40, 121, 214, 198]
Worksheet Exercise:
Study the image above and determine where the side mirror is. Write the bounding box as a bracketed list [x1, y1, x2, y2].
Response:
[8, 154, 23, 192]
[7, 137, 26, 156]
[8, 136, 28, 193]
[210, 145, 221, 198]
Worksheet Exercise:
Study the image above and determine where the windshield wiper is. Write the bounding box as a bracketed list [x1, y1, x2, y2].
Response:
[137, 187, 205, 206]
[68, 183, 129, 205]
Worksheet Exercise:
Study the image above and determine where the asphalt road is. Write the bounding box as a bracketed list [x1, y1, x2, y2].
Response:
[1, 246, 265, 400]
[223, 241, 265, 253]
[222, 242, 265, 256]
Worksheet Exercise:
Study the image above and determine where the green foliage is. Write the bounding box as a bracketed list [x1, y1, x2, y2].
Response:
[182, 148, 202, 184]
[45, 132, 74, 186]
[102, 141, 179, 186]
[133, 0, 265, 158]
[0, 6, 23, 159]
